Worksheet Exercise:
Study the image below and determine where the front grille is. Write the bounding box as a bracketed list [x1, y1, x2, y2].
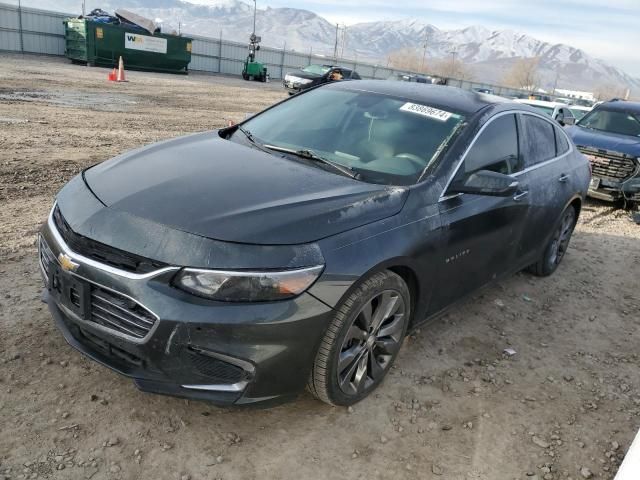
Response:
[52, 205, 168, 274]
[39, 235, 55, 278]
[90, 286, 157, 339]
[40, 234, 159, 340]
[578, 147, 638, 182]
[78, 327, 144, 367]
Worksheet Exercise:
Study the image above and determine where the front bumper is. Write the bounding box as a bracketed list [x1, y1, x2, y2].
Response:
[588, 175, 640, 203]
[282, 80, 311, 94]
[39, 210, 334, 406]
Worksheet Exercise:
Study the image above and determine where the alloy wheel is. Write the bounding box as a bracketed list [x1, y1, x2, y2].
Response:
[549, 208, 576, 266]
[337, 290, 406, 396]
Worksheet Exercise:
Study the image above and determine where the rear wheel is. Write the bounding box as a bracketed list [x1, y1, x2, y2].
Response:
[308, 270, 410, 406]
[528, 206, 577, 276]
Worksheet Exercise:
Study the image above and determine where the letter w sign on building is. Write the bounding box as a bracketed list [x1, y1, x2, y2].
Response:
[125, 33, 167, 54]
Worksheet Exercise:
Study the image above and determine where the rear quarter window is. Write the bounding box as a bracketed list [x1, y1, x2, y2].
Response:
[555, 127, 570, 155]
[522, 114, 557, 166]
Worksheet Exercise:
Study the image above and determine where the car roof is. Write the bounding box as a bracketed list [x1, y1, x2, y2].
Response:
[569, 105, 591, 111]
[598, 100, 640, 113]
[514, 99, 567, 108]
[331, 80, 511, 115]
[317, 64, 351, 70]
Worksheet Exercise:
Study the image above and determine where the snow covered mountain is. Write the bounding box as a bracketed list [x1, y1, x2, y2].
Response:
[30, 0, 639, 91]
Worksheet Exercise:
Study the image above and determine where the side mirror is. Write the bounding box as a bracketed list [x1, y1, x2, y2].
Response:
[563, 116, 575, 126]
[449, 170, 519, 197]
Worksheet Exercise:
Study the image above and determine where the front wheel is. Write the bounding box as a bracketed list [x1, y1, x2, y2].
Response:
[308, 270, 410, 406]
[528, 205, 577, 276]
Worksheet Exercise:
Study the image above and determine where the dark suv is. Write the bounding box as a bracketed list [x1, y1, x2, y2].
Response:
[40, 82, 589, 407]
[567, 100, 640, 206]
[283, 64, 361, 94]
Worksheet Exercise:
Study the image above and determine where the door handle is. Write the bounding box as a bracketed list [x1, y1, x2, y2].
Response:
[513, 191, 529, 201]
[558, 174, 570, 183]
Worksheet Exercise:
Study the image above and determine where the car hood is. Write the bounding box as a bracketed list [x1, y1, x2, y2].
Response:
[286, 70, 322, 80]
[567, 126, 640, 156]
[84, 131, 408, 245]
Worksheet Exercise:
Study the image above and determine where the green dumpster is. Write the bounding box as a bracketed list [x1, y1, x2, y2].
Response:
[64, 18, 192, 74]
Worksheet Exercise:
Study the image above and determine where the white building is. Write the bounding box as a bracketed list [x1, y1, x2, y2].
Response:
[554, 88, 596, 102]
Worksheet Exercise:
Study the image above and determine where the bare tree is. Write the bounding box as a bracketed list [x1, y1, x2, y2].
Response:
[503, 57, 541, 91]
[387, 48, 474, 80]
[593, 83, 628, 101]
[387, 48, 427, 73]
[430, 58, 475, 81]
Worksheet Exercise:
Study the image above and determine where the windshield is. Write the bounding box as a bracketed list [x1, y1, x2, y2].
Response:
[237, 88, 466, 185]
[577, 107, 640, 136]
[569, 108, 589, 121]
[301, 65, 332, 76]
[526, 104, 554, 116]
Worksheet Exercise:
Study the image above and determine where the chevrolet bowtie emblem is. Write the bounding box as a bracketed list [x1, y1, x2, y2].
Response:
[58, 253, 79, 272]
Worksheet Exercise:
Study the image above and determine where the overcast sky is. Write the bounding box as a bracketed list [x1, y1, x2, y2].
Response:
[250, 0, 640, 76]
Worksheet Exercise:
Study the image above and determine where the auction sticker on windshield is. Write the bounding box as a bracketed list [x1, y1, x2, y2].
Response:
[400, 103, 453, 122]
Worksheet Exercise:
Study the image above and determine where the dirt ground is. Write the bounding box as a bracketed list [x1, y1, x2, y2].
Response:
[1, 53, 639, 480]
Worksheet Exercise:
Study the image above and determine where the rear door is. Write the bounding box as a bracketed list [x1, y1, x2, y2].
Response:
[431, 113, 529, 312]
[514, 113, 575, 266]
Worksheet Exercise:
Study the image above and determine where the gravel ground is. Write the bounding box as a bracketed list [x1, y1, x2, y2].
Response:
[0, 53, 639, 480]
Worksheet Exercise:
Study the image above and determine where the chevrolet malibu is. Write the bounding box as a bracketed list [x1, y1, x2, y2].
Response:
[39, 81, 590, 406]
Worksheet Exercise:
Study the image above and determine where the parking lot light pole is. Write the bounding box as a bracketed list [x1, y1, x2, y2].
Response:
[252, 0, 257, 37]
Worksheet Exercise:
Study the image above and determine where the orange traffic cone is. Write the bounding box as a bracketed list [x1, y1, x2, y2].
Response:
[107, 68, 117, 81]
[116, 56, 127, 82]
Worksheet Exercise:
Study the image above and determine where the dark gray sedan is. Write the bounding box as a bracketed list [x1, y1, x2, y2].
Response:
[39, 82, 590, 406]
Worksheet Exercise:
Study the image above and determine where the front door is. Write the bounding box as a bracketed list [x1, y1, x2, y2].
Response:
[430, 113, 530, 313]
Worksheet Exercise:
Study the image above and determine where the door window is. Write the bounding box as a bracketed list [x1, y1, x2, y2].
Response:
[522, 114, 557, 166]
[329, 69, 345, 81]
[455, 114, 521, 178]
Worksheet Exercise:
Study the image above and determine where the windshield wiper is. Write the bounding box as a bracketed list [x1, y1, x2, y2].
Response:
[263, 144, 360, 180]
[233, 125, 273, 154]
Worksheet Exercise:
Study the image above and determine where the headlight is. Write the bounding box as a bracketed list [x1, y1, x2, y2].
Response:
[297, 78, 313, 85]
[173, 265, 324, 302]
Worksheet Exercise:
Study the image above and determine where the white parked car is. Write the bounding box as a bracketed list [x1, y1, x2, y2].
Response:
[514, 99, 576, 126]
[568, 105, 592, 121]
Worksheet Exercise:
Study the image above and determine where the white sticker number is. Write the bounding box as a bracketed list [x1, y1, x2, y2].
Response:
[400, 102, 453, 122]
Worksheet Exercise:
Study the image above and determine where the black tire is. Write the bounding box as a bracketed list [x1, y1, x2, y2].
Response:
[242, 72, 249, 80]
[308, 270, 411, 406]
[528, 205, 577, 277]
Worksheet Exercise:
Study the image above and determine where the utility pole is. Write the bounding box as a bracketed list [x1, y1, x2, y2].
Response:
[340, 25, 347, 59]
[420, 31, 429, 72]
[552, 71, 560, 95]
[333, 23, 339, 62]
[449, 48, 458, 76]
